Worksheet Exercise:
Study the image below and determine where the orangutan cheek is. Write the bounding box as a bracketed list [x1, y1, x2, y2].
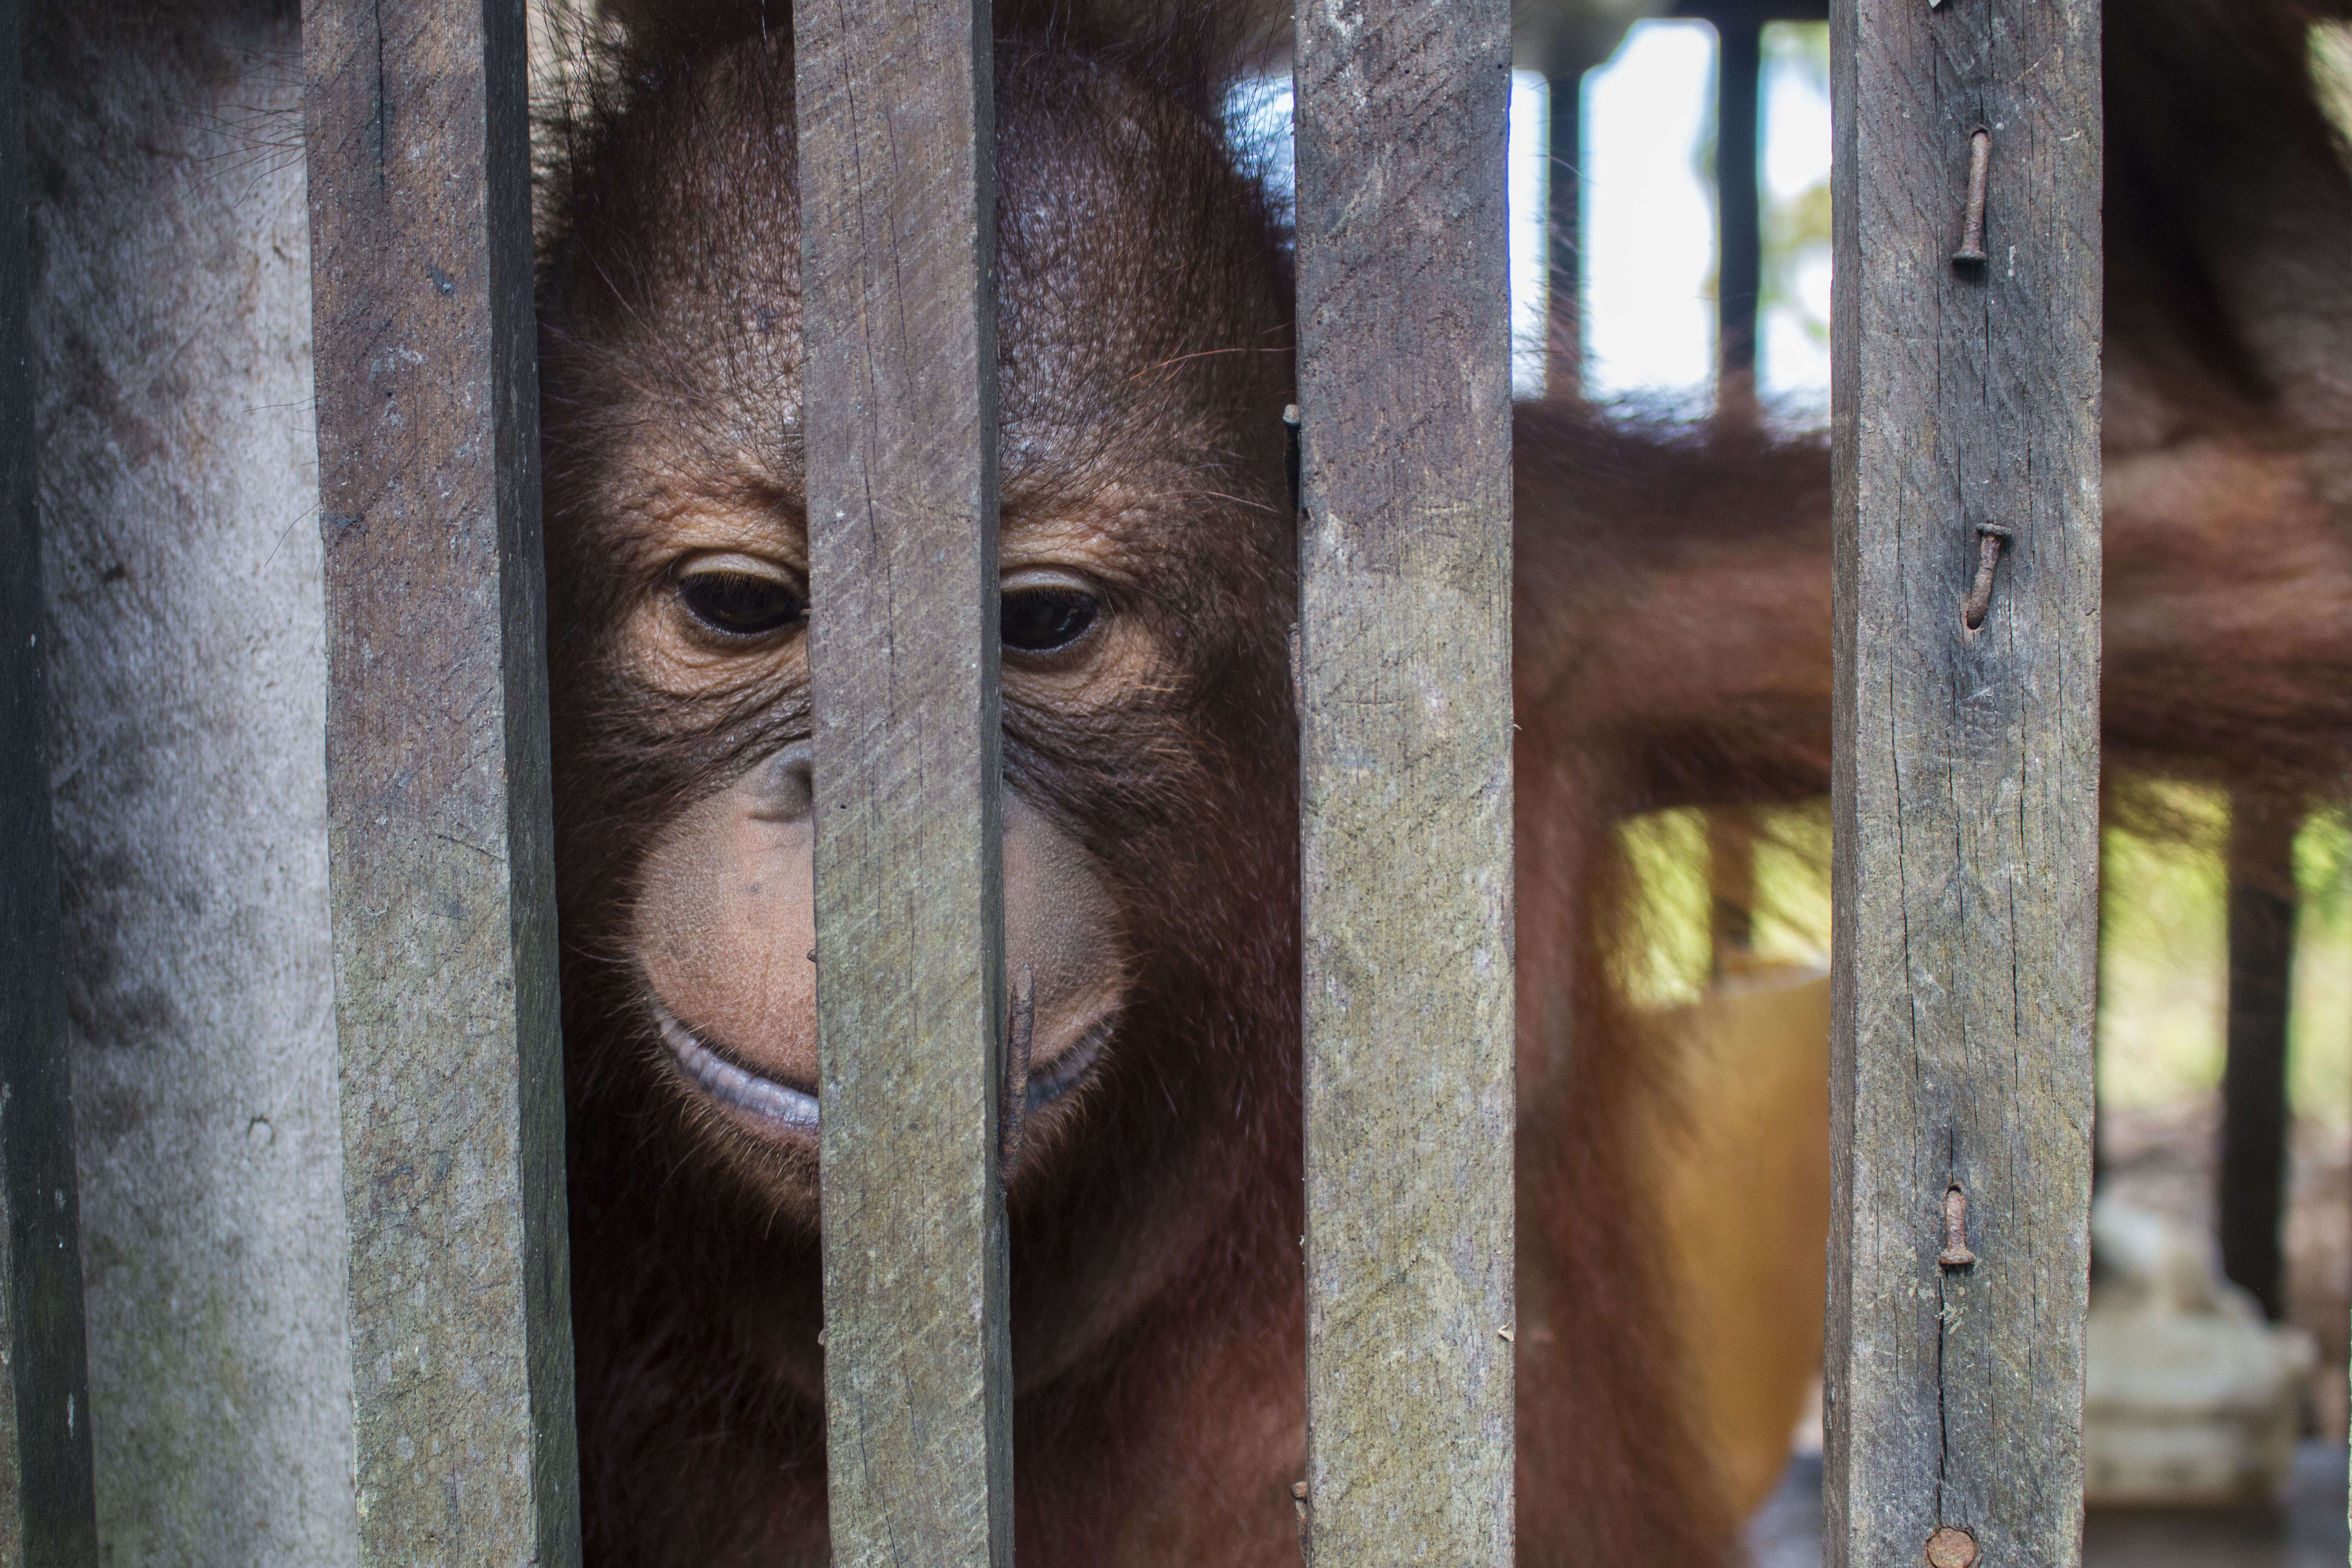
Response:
[636, 745, 820, 1089]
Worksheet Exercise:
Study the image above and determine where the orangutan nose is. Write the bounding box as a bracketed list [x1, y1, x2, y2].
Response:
[746, 741, 814, 823]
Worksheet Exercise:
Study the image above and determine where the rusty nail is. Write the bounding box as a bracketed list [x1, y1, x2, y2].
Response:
[1938, 1185, 1976, 1269]
[1960, 523, 2011, 631]
[1284, 404, 1303, 517]
[1926, 1526, 1979, 1568]
[1954, 127, 1992, 264]
[1000, 966, 1035, 1185]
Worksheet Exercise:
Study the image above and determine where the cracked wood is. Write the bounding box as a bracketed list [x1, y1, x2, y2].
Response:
[1826, 0, 2102, 1565]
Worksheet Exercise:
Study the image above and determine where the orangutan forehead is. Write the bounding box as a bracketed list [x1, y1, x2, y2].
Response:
[580, 250, 1268, 521]
[553, 44, 1284, 447]
[604, 186, 1260, 419]
[586, 390, 1239, 572]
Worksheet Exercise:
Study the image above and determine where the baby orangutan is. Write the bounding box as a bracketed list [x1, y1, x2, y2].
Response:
[535, 3, 2352, 1562]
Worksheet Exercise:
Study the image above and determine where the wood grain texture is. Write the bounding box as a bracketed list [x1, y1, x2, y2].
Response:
[28, 8, 359, 1556]
[1293, 2, 1516, 1561]
[794, 2, 1011, 1563]
[0, 0, 99, 1556]
[303, 0, 578, 1561]
[1826, 0, 2102, 1564]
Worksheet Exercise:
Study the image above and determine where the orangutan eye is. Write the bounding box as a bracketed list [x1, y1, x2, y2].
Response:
[1000, 575, 1100, 654]
[676, 557, 806, 639]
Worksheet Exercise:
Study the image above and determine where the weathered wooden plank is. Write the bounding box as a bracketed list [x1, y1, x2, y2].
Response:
[30, 6, 359, 1557]
[794, 2, 1011, 1563]
[0, 0, 99, 1556]
[1826, 0, 2102, 1564]
[303, 0, 578, 1561]
[1293, 2, 1517, 1561]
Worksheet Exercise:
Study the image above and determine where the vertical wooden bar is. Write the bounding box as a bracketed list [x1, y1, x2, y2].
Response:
[1708, 809, 1757, 966]
[1716, 10, 1762, 389]
[1294, 2, 1516, 1561]
[1827, 0, 2101, 1562]
[0, 0, 100, 1556]
[2218, 798, 2298, 1322]
[795, 1, 1011, 1563]
[304, 0, 579, 1561]
[1546, 68, 1582, 398]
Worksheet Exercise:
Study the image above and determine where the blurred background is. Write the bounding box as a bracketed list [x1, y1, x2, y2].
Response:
[1234, 10, 2350, 1561]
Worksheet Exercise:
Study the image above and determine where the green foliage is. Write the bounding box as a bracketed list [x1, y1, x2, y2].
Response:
[1613, 784, 2350, 1122]
[1613, 803, 1830, 1011]
[2098, 784, 2229, 1110]
[2291, 807, 2352, 1120]
[2310, 22, 2352, 155]
[1759, 24, 1831, 350]
[1616, 809, 1712, 1009]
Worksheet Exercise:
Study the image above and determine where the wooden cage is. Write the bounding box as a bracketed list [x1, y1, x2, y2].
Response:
[0, 0, 2109, 1563]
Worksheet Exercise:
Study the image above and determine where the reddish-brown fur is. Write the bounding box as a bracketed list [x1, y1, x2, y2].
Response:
[535, 3, 2352, 1564]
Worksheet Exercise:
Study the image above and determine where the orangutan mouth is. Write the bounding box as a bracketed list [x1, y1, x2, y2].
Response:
[656, 1007, 821, 1132]
[652, 1002, 1110, 1134]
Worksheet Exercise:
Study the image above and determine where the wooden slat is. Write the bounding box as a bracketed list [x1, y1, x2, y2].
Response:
[1827, 0, 2102, 1564]
[304, 0, 579, 1560]
[1293, 2, 1517, 1561]
[0, 0, 100, 1556]
[794, 2, 1011, 1563]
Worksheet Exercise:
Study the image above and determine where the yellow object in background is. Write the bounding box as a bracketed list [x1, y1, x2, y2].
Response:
[1639, 961, 1832, 1522]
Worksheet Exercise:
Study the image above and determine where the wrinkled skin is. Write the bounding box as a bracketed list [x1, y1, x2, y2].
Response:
[537, 4, 2352, 1564]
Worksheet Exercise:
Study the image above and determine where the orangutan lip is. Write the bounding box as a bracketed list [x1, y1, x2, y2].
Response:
[651, 1002, 1111, 1134]
[1025, 1017, 1109, 1108]
[655, 1008, 820, 1132]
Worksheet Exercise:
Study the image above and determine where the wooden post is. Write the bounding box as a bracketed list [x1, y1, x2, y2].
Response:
[2218, 799, 2298, 1322]
[0, 0, 100, 1555]
[304, 0, 580, 1560]
[1708, 809, 1757, 967]
[1716, 11, 1762, 392]
[1294, 2, 1517, 1561]
[1827, 0, 2101, 1564]
[1547, 69, 1582, 398]
[794, 1, 1012, 1562]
